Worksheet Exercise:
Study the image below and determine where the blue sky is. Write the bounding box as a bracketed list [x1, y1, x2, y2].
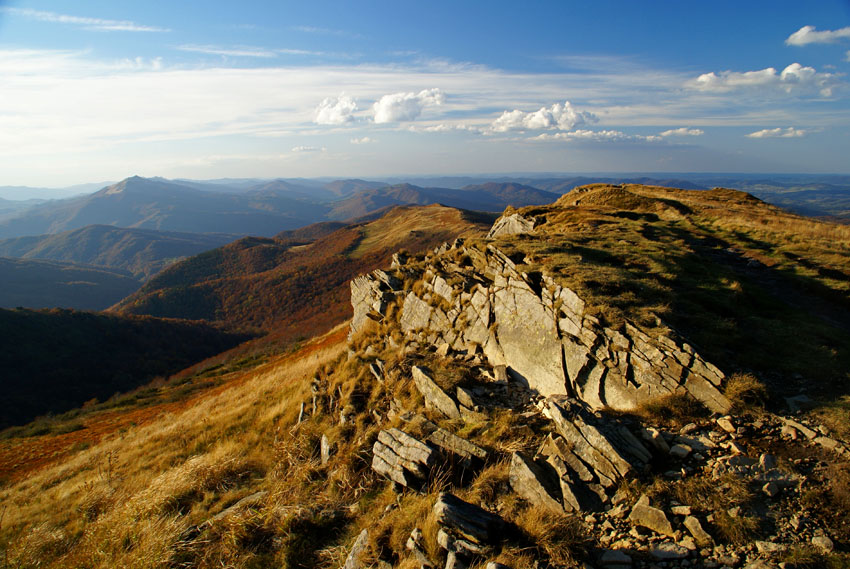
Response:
[0, 0, 849, 186]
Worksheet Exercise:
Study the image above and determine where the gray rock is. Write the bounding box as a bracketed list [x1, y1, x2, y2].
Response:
[456, 386, 476, 409]
[683, 515, 713, 545]
[492, 272, 566, 397]
[433, 492, 506, 545]
[547, 399, 641, 485]
[629, 494, 675, 537]
[759, 453, 777, 471]
[539, 434, 596, 483]
[205, 491, 267, 526]
[412, 366, 461, 420]
[716, 416, 736, 434]
[350, 270, 400, 337]
[509, 452, 564, 513]
[639, 426, 671, 454]
[755, 541, 786, 554]
[812, 535, 835, 553]
[427, 427, 488, 462]
[320, 434, 332, 466]
[342, 528, 370, 569]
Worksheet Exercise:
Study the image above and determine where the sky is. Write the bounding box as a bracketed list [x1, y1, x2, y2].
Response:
[0, 1, 849, 187]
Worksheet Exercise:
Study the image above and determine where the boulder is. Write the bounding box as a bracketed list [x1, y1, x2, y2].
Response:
[487, 212, 537, 238]
[433, 492, 506, 545]
[508, 452, 564, 514]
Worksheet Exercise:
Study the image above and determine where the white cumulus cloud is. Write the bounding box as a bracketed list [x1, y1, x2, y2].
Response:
[659, 127, 704, 137]
[314, 94, 357, 125]
[350, 136, 373, 144]
[372, 88, 444, 123]
[490, 101, 597, 132]
[746, 127, 806, 138]
[786, 25, 850, 46]
[291, 145, 325, 152]
[692, 63, 837, 96]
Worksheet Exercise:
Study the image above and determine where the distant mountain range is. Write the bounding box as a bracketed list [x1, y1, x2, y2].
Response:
[0, 225, 236, 280]
[0, 174, 847, 243]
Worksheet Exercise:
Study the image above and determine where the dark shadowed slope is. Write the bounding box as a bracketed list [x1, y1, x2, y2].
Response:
[0, 225, 236, 279]
[0, 308, 251, 428]
[0, 257, 140, 310]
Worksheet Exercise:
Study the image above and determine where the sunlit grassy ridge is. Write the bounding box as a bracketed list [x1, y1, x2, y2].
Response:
[483, 184, 850, 398]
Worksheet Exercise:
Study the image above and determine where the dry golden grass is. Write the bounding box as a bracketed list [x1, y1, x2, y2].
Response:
[724, 372, 769, 412]
[634, 393, 710, 427]
[0, 323, 349, 569]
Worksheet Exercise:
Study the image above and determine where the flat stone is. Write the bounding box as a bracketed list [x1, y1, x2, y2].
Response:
[412, 366, 461, 420]
[629, 495, 675, 537]
[815, 436, 842, 451]
[779, 417, 817, 440]
[716, 416, 736, 434]
[456, 386, 476, 409]
[670, 444, 692, 459]
[759, 453, 777, 471]
[755, 541, 786, 554]
[427, 427, 488, 462]
[785, 394, 815, 412]
[650, 542, 689, 560]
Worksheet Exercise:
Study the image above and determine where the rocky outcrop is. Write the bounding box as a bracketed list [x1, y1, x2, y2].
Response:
[349, 269, 401, 338]
[371, 428, 436, 488]
[350, 238, 731, 413]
